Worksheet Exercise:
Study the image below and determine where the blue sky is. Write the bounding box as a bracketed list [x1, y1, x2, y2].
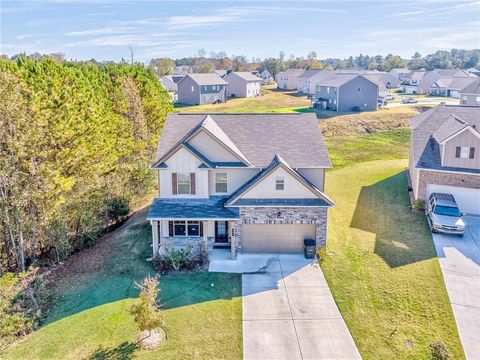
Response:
[1, 0, 479, 62]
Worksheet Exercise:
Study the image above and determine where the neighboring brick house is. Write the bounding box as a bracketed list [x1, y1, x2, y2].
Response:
[177, 73, 227, 105]
[223, 71, 262, 98]
[147, 113, 334, 259]
[409, 105, 480, 214]
[314, 73, 379, 111]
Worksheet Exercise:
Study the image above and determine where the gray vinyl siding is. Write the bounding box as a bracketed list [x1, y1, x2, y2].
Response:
[177, 76, 201, 105]
[442, 130, 480, 169]
[224, 74, 248, 97]
[460, 94, 480, 106]
[316, 77, 378, 111]
[177, 77, 226, 105]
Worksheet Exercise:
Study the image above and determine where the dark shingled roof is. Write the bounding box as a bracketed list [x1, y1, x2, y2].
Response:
[461, 78, 480, 95]
[154, 113, 331, 168]
[410, 105, 480, 172]
[147, 196, 239, 220]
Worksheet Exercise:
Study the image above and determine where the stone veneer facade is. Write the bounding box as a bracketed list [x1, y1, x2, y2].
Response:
[233, 207, 328, 252]
[417, 169, 480, 200]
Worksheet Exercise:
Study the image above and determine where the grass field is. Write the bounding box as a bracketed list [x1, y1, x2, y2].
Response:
[5, 208, 242, 360]
[322, 160, 464, 359]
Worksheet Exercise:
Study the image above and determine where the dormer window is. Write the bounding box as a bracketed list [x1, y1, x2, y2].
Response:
[276, 176, 284, 190]
[456, 146, 475, 159]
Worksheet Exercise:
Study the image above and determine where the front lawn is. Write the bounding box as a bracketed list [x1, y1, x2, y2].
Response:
[323, 160, 464, 359]
[5, 208, 242, 360]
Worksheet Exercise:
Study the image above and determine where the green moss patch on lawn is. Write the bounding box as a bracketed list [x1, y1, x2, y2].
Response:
[5, 208, 242, 360]
[323, 160, 464, 359]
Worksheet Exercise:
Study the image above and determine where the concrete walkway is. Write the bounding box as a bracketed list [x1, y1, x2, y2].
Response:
[432, 216, 480, 360]
[210, 252, 361, 359]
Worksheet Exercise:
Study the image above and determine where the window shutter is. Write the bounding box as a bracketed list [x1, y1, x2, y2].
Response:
[200, 222, 204, 237]
[168, 221, 173, 237]
[470, 147, 475, 159]
[172, 173, 177, 195]
[455, 146, 461, 158]
[190, 173, 196, 195]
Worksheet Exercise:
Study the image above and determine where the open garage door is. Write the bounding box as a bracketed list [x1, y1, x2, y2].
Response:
[241, 224, 315, 253]
[426, 184, 480, 215]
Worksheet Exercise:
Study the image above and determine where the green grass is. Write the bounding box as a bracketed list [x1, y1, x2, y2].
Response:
[322, 160, 464, 359]
[324, 128, 411, 168]
[5, 208, 242, 360]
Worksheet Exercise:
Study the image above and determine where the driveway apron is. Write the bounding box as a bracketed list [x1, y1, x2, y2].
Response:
[240, 253, 361, 360]
[432, 216, 480, 360]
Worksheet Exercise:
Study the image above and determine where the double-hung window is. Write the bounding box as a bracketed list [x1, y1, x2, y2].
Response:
[276, 176, 284, 190]
[456, 146, 475, 159]
[177, 173, 191, 194]
[215, 173, 228, 193]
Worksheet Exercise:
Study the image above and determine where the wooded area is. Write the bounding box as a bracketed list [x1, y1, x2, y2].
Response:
[0, 56, 173, 273]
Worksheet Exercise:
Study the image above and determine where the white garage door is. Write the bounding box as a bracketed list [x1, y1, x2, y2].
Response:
[426, 184, 480, 215]
[241, 224, 315, 253]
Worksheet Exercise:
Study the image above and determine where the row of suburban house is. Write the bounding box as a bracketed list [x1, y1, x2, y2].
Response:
[160, 70, 273, 105]
[147, 105, 480, 260]
[276, 68, 480, 111]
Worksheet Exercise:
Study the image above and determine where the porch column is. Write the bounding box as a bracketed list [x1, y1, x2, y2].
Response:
[202, 221, 208, 249]
[230, 221, 236, 259]
[152, 220, 159, 258]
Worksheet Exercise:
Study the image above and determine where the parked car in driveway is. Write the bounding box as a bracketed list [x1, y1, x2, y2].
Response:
[385, 94, 395, 101]
[426, 193, 465, 236]
[402, 97, 418, 104]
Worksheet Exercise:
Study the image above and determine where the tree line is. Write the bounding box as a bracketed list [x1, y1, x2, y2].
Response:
[0, 56, 173, 273]
[148, 48, 480, 77]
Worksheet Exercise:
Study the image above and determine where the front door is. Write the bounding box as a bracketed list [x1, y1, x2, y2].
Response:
[215, 221, 229, 243]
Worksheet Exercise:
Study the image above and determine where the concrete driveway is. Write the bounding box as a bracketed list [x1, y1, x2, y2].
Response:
[239, 253, 361, 360]
[432, 216, 480, 360]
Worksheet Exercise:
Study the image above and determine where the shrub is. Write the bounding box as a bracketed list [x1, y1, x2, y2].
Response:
[0, 270, 51, 352]
[162, 246, 191, 271]
[429, 341, 450, 360]
[153, 243, 208, 272]
[412, 199, 425, 210]
[106, 197, 130, 223]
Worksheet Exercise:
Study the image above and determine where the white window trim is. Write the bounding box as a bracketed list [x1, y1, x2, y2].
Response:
[215, 172, 228, 193]
[276, 175, 285, 190]
[459, 146, 470, 159]
[177, 173, 191, 195]
[172, 220, 200, 237]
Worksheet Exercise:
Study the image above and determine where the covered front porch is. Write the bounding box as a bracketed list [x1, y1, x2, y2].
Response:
[147, 197, 240, 259]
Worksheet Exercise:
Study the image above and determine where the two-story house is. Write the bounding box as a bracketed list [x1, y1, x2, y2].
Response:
[177, 73, 227, 105]
[275, 69, 305, 90]
[315, 74, 379, 111]
[297, 70, 332, 95]
[409, 105, 480, 214]
[147, 113, 334, 259]
[223, 71, 262, 98]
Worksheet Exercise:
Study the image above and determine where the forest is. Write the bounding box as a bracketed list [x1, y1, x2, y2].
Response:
[0, 56, 173, 274]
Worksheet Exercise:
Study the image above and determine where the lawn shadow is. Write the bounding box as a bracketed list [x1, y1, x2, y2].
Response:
[42, 205, 241, 326]
[87, 341, 138, 360]
[350, 171, 437, 268]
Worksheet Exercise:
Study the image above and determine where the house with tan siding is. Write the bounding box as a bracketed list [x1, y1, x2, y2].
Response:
[147, 113, 334, 259]
[409, 105, 480, 214]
